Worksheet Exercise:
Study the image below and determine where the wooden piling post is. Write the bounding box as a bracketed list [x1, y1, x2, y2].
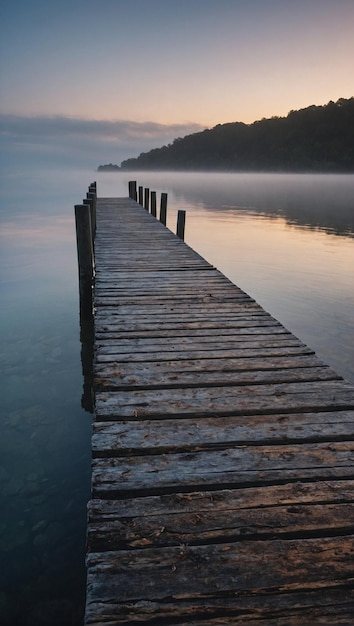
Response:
[160, 192, 168, 225]
[128, 181, 137, 201]
[83, 197, 95, 249]
[75, 204, 94, 319]
[176, 210, 186, 240]
[151, 191, 157, 217]
[87, 191, 96, 240]
[138, 186, 143, 205]
[144, 188, 150, 211]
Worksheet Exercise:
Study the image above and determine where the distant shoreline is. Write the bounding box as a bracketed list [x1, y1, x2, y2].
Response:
[97, 164, 120, 172]
[118, 98, 354, 174]
[96, 167, 354, 175]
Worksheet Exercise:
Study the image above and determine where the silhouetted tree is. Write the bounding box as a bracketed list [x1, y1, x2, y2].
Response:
[120, 98, 354, 172]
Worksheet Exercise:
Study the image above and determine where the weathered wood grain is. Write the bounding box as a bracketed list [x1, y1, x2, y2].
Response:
[86, 535, 354, 601]
[92, 441, 354, 496]
[95, 380, 354, 419]
[94, 354, 324, 385]
[85, 590, 354, 625]
[87, 479, 354, 551]
[88, 501, 354, 550]
[95, 319, 283, 335]
[88, 480, 354, 520]
[85, 197, 354, 625]
[95, 345, 316, 364]
[96, 335, 304, 355]
[94, 365, 340, 392]
[92, 411, 354, 455]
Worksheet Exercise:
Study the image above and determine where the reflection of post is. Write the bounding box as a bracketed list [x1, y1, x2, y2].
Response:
[160, 192, 168, 225]
[80, 315, 94, 413]
[75, 204, 94, 319]
[76, 191, 95, 412]
[177, 210, 186, 240]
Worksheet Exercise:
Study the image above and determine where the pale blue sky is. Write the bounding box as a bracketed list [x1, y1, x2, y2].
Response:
[1, 0, 353, 165]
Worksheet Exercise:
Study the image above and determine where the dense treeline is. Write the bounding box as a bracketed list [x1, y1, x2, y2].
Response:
[120, 98, 354, 172]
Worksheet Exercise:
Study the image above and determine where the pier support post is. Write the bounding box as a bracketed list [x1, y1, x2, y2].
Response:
[83, 197, 94, 249]
[128, 181, 137, 201]
[176, 210, 186, 240]
[144, 187, 150, 211]
[160, 192, 168, 225]
[75, 204, 94, 319]
[138, 186, 143, 205]
[151, 191, 157, 217]
[87, 191, 96, 240]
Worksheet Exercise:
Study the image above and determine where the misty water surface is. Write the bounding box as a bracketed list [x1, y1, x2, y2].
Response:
[0, 168, 353, 625]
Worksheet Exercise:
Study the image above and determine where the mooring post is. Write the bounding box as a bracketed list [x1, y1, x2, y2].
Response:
[128, 181, 137, 201]
[83, 197, 95, 249]
[75, 204, 94, 319]
[176, 210, 186, 240]
[87, 191, 96, 240]
[138, 186, 143, 205]
[143, 187, 150, 211]
[151, 191, 157, 217]
[160, 192, 168, 225]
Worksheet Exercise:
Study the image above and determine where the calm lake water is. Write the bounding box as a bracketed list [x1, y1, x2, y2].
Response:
[1, 168, 353, 625]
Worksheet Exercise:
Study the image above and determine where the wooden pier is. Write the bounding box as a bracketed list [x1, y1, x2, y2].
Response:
[81, 189, 354, 624]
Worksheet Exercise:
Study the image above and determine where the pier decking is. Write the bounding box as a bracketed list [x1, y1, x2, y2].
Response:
[84, 195, 354, 624]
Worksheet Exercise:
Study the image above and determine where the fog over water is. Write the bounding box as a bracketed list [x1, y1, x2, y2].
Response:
[1, 163, 353, 624]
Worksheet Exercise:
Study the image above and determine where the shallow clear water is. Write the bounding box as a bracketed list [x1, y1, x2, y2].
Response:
[1, 168, 353, 624]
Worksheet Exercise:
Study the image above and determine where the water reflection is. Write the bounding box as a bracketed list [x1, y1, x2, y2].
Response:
[0, 177, 92, 625]
[80, 316, 94, 414]
[1, 167, 353, 624]
[184, 206, 354, 385]
[115, 172, 354, 238]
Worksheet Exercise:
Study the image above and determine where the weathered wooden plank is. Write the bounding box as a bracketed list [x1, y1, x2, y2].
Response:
[94, 309, 270, 324]
[95, 380, 354, 419]
[94, 294, 254, 307]
[92, 411, 354, 455]
[88, 500, 354, 551]
[86, 535, 354, 601]
[94, 275, 240, 285]
[95, 365, 340, 391]
[96, 336, 303, 355]
[95, 327, 290, 341]
[85, 590, 354, 626]
[95, 319, 283, 334]
[95, 277, 232, 288]
[94, 353, 323, 374]
[92, 442, 354, 496]
[95, 345, 315, 364]
[88, 480, 354, 520]
[86, 197, 354, 625]
[94, 303, 264, 316]
[96, 329, 292, 345]
[94, 266, 219, 274]
[96, 286, 244, 296]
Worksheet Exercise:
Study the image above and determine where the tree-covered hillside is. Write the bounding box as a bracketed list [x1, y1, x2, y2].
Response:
[120, 98, 354, 172]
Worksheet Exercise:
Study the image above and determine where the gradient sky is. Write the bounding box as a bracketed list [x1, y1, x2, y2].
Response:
[1, 0, 353, 165]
